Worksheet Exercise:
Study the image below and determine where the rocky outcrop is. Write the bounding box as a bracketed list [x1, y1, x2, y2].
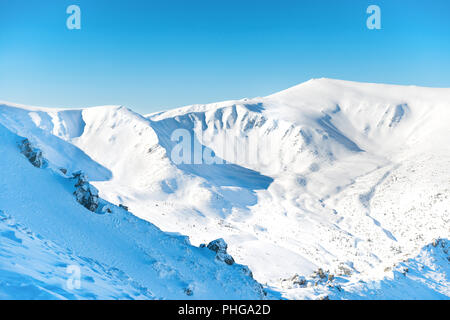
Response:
[72, 171, 99, 212]
[311, 268, 335, 284]
[200, 238, 265, 297]
[19, 139, 47, 168]
[336, 262, 353, 276]
[281, 268, 336, 290]
[203, 238, 235, 265]
[239, 265, 254, 278]
[281, 274, 307, 289]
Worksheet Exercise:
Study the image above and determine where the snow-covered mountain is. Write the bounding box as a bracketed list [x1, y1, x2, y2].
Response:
[0, 109, 265, 300]
[0, 78, 449, 299]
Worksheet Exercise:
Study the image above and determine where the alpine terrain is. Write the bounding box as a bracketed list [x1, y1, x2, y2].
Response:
[0, 78, 449, 299]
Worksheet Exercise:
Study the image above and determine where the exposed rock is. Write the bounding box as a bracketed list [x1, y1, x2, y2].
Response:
[207, 238, 228, 253]
[59, 168, 67, 175]
[101, 205, 113, 214]
[402, 267, 409, 276]
[184, 287, 193, 296]
[19, 139, 46, 168]
[291, 274, 307, 287]
[72, 171, 99, 212]
[281, 274, 307, 289]
[206, 238, 235, 265]
[336, 263, 353, 276]
[294, 276, 307, 287]
[119, 204, 129, 211]
[311, 268, 336, 285]
[314, 268, 327, 280]
[240, 266, 254, 278]
[217, 251, 235, 265]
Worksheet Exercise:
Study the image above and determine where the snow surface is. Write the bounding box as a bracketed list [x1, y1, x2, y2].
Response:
[0, 120, 265, 299]
[0, 78, 449, 299]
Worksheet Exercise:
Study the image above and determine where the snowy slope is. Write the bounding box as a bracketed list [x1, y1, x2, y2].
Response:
[0, 121, 265, 299]
[0, 78, 449, 299]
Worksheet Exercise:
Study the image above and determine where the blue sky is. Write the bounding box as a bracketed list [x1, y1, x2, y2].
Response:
[1, 0, 449, 114]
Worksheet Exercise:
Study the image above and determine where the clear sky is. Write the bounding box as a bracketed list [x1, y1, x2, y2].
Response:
[1, 0, 449, 114]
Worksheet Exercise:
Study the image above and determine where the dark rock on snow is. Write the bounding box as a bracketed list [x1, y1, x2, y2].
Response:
[205, 238, 235, 265]
[72, 171, 99, 212]
[20, 139, 46, 168]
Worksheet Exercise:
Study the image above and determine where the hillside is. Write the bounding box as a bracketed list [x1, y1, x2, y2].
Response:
[0, 78, 449, 299]
[0, 120, 265, 299]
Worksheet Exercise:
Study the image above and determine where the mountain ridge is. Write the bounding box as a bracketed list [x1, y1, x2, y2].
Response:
[1, 78, 449, 299]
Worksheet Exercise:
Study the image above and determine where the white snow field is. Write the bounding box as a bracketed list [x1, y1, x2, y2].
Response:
[0, 119, 265, 299]
[0, 78, 449, 299]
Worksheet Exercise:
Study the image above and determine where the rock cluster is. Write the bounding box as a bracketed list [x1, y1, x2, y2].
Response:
[281, 268, 337, 290]
[72, 171, 99, 212]
[281, 274, 307, 289]
[19, 139, 46, 168]
[101, 205, 113, 214]
[202, 238, 235, 265]
[312, 268, 335, 283]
